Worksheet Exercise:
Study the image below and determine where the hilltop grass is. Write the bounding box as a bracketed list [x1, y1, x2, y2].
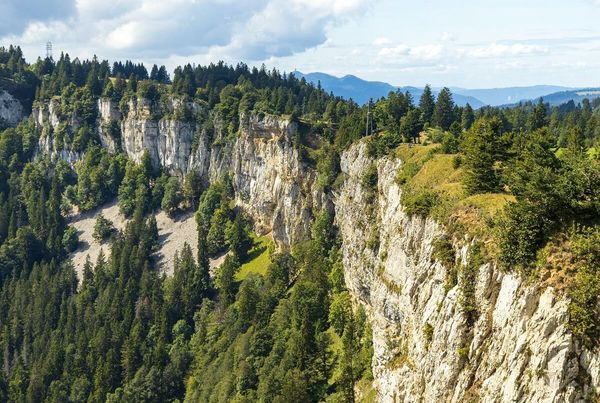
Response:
[394, 142, 513, 242]
[236, 233, 272, 280]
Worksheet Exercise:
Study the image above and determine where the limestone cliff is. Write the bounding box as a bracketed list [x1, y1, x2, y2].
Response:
[0, 90, 24, 127]
[31, 96, 599, 401]
[335, 141, 599, 402]
[34, 96, 326, 247]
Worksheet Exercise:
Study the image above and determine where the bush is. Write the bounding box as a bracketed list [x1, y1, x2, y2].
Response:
[93, 214, 115, 242]
[161, 177, 182, 216]
[567, 227, 600, 347]
[497, 201, 553, 271]
[423, 323, 434, 347]
[459, 243, 483, 326]
[395, 161, 421, 185]
[361, 163, 378, 190]
[62, 226, 79, 253]
[432, 234, 455, 267]
[402, 187, 439, 217]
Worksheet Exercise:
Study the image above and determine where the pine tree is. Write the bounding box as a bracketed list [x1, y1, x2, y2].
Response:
[461, 117, 503, 194]
[216, 255, 240, 306]
[461, 103, 475, 130]
[225, 214, 253, 261]
[399, 109, 422, 143]
[529, 98, 547, 131]
[433, 87, 455, 130]
[418, 85, 435, 126]
[196, 221, 210, 291]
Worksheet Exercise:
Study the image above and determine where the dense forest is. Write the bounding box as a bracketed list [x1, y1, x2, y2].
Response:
[0, 44, 598, 401]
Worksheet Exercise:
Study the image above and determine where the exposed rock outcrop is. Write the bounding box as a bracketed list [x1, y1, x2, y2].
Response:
[0, 90, 24, 127]
[335, 141, 599, 402]
[34, 97, 326, 247]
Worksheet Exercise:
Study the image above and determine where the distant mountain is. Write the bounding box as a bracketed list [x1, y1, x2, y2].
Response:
[293, 71, 587, 108]
[450, 85, 576, 107]
[528, 88, 600, 106]
[292, 71, 485, 108]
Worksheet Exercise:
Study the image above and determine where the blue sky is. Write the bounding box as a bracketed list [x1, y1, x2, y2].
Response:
[2, 0, 600, 88]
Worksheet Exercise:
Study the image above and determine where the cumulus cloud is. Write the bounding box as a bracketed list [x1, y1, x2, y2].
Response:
[0, 0, 76, 36]
[1, 0, 369, 61]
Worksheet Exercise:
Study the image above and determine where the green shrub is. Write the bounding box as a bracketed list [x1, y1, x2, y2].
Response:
[423, 323, 434, 347]
[367, 229, 380, 252]
[444, 264, 458, 294]
[457, 345, 470, 361]
[432, 234, 455, 268]
[395, 161, 421, 185]
[567, 227, 600, 347]
[361, 163, 378, 190]
[452, 155, 462, 169]
[497, 201, 553, 271]
[62, 226, 79, 253]
[93, 214, 115, 242]
[459, 243, 483, 325]
[402, 187, 439, 217]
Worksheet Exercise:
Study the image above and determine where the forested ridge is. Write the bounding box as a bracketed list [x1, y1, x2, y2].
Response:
[0, 44, 599, 402]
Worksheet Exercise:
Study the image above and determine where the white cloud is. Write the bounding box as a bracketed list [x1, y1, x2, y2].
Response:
[372, 37, 392, 46]
[440, 32, 456, 42]
[378, 43, 444, 61]
[0, 0, 76, 36]
[469, 43, 549, 58]
[2, 0, 370, 62]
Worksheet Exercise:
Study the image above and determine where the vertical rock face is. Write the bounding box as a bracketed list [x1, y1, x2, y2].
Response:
[335, 141, 599, 402]
[97, 98, 120, 152]
[0, 90, 24, 127]
[34, 96, 326, 246]
[33, 98, 82, 164]
[229, 114, 327, 246]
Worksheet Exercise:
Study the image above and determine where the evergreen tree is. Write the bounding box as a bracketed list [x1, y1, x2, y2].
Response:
[433, 87, 455, 130]
[461, 103, 475, 130]
[162, 177, 182, 216]
[216, 255, 240, 305]
[418, 85, 435, 126]
[225, 214, 253, 261]
[461, 117, 503, 194]
[529, 98, 547, 131]
[399, 108, 423, 143]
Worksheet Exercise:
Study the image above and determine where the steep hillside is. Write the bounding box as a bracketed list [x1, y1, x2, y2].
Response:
[68, 201, 199, 278]
[336, 141, 599, 402]
[1, 48, 597, 401]
[0, 90, 23, 128]
[31, 93, 600, 401]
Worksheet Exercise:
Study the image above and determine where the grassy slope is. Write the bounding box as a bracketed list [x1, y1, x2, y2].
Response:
[394, 143, 514, 239]
[236, 233, 273, 280]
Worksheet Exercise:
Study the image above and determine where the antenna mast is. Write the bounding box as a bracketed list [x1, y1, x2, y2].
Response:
[365, 98, 372, 136]
[46, 41, 53, 59]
